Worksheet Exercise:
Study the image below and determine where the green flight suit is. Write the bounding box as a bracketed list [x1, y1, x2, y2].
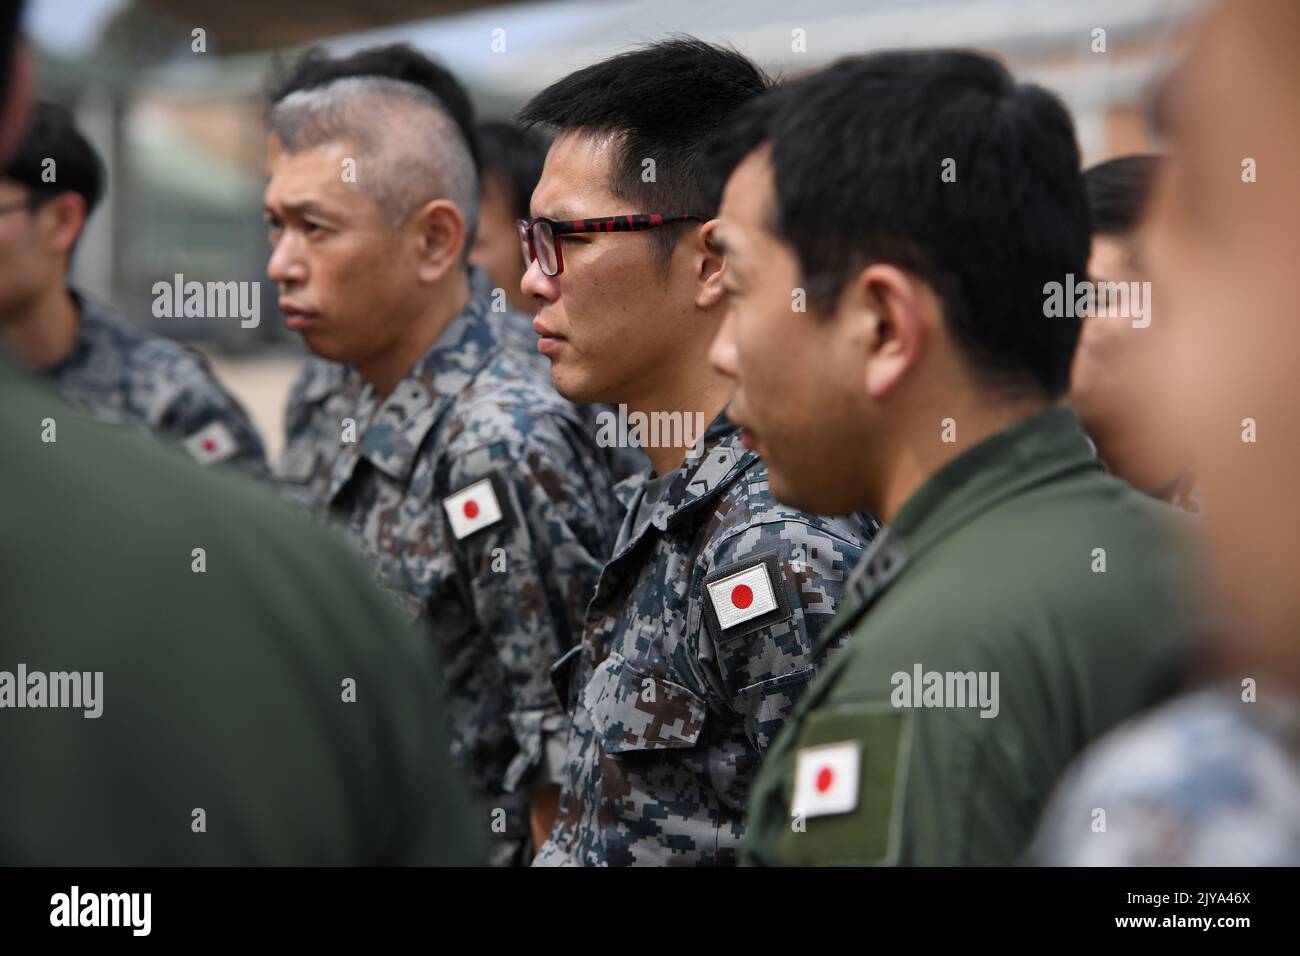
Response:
[743, 407, 1202, 866]
[0, 356, 482, 865]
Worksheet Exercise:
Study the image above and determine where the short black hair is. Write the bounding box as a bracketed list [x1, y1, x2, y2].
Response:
[518, 36, 769, 268]
[710, 49, 1090, 400]
[266, 43, 480, 173]
[477, 120, 550, 222]
[1084, 154, 1160, 235]
[3, 100, 106, 214]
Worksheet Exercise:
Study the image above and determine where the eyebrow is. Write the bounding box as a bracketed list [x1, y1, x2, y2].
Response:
[531, 204, 582, 221]
[264, 199, 333, 219]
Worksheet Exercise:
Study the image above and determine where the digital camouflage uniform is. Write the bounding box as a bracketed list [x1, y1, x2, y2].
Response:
[1028, 685, 1300, 865]
[534, 413, 877, 866]
[45, 291, 267, 477]
[277, 354, 362, 508]
[280, 278, 620, 866]
[278, 270, 648, 497]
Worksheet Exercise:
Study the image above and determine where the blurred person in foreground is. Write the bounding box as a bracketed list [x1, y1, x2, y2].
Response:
[1031, 0, 1300, 865]
[519, 38, 876, 866]
[705, 49, 1204, 866]
[0, 101, 267, 477]
[263, 47, 620, 865]
[0, 5, 481, 865]
[1069, 154, 1200, 512]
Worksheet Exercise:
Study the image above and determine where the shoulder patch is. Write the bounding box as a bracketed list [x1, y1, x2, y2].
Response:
[703, 550, 793, 642]
[183, 421, 238, 465]
[793, 741, 860, 818]
[779, 704, 912, 866]
[443, 476, 505, 540]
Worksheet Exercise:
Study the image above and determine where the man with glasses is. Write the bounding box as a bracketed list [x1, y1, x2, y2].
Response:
[0, 101, 266, 476]
[518, 38, 877, 866]
[263, 52, 620, 865]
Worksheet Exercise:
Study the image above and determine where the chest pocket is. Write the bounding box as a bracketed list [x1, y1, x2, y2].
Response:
[583, 650, 707, 753]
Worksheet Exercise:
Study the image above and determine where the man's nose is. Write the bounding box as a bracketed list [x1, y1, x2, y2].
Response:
[708, 306, 740, 380]
[520, 257, 558, 303]
[267, 235, 306, 286]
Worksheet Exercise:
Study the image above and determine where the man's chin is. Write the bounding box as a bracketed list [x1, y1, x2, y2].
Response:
[549, 360, 609, 406]
[299, 329, 350, 364]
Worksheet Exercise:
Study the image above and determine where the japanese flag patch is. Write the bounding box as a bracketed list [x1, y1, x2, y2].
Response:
[703, 551, 793, 641]
[792, 741, 861, 819]
[443, 477, 505, 540]
[183, 421, 238, 466]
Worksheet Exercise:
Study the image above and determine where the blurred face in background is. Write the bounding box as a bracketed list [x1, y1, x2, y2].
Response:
[470, 171, 532, 315]
[264, 136, 421, 368]
[1145, 0, 1300, 671]
[0, 181, 80, 321]
[0, 179, 48, 316]
[1070, 230, 1188, 490]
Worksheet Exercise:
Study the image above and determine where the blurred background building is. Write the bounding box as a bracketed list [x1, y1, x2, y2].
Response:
[22, 0, 1203, 461]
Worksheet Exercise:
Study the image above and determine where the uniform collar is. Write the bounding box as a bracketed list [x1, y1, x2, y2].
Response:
[346, 278, 500, 486]
[298, 357, 356, 406]
[45, 290, 116, 378]
[607, 410, 755, 561]
[818, 406, 1101, 648]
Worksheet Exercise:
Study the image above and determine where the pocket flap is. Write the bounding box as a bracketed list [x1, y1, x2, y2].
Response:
[582, 651, 707, 753]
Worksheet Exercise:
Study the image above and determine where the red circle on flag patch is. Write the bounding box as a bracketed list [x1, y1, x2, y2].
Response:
[463, 500, 480, 519]
[731, 584, 754, 609]
[816, 767, 834, 793]
[201, 439, 217, 453]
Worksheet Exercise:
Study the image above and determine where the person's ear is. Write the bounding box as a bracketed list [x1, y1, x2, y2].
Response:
[412, 198, 467, 284]
[694, 218, 726, 309]
[848, 263, 932, 401]
[39, 192, 88, 257]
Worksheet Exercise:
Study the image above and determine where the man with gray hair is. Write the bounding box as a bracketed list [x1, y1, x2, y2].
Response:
[271, 45, 487, 507]
[262, 49, 620, 865]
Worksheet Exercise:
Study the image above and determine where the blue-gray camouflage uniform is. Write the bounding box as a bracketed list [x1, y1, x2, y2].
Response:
[1028, 685, 1300, 865]
[44, 291, 267, 477]
[280, 278, 621, 866]
[534, 413, 877, 866]
[278, 269, 648, 495]
[276, 354, 362, 508]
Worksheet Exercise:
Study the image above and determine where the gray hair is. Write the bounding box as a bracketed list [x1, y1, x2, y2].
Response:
[268, 76, 479, 247]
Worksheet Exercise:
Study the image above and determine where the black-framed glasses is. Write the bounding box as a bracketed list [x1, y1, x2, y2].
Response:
[517, 213, 706, 277]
